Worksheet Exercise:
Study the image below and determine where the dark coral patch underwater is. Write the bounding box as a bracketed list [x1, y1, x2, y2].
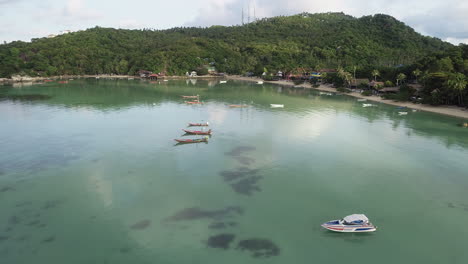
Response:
[206, 234, 235, 249]
[236, 238, 280, 258]
[225, 146, 256, 157]
[130, 220, 151, 230]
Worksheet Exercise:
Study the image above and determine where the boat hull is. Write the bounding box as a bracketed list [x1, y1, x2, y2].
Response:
[174, 139, 207, 144]
[322, 225, 376, 233]
[183, 129, 212, 135]
[321, 222, 376, 233]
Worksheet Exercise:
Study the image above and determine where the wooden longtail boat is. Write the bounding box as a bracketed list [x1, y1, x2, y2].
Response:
[185, 101, 203, 104]
[183, 129, 212, 135]
[181, 95, 199, 99]
[188, 122, 209, 127]
[174, 137, 208, 144]
[229, 104, 248, 108]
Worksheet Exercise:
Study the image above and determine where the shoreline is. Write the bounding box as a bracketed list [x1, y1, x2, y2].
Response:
[226, 75, 468, 120]
[0, 74, 223, 83]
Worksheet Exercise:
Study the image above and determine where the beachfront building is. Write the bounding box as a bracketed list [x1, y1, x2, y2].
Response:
[138, 70, 152, 78]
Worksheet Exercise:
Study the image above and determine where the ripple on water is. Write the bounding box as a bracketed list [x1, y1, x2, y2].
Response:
[0, 94, 52, 101]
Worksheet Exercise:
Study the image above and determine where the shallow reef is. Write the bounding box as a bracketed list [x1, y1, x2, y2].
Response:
[206, 233, 235, 249]
[236, 238, 280, 258]
[230, 176, 263, 196]
[130, 220, 151, 230]
[225, 146, 256, 157]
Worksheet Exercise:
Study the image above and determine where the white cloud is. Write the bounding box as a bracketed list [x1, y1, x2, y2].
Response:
[62, 0, 102, 21]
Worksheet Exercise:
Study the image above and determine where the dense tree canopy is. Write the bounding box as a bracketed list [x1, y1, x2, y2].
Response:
[0, 12, 452, 78]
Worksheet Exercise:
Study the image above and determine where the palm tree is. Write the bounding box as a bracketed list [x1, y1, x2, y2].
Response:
[396, 73, 406, 86]
[412, 69, 422, 83]
[343, 72, 353, 87]
[447, 73, 467, 106]
[371, 69, 380, 81]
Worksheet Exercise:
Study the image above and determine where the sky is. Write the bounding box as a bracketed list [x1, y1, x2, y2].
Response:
[1, 0, 468, 45]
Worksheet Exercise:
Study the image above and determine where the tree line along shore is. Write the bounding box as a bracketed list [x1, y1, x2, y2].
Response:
[0, 12, 467, 116]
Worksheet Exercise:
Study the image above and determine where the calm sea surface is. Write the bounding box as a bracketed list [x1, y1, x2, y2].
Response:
[1, 79, 468, 264]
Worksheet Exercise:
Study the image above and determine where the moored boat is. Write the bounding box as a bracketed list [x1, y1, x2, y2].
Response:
[174, 137, 208, 144]
[188, 122, 209, 127]
[185, 101, 203, 104]
[181, 95, 199, 99]
[220, 80, 227, 84]
[183, 129, 212, 135]
[270, 104, 284, 108]
[321, 214, 377, 233]
[398, 112, 408, 115]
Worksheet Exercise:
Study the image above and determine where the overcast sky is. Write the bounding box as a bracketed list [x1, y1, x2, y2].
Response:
[1, 0, 467, 45]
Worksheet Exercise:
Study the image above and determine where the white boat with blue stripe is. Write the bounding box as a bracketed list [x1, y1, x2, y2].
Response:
[321, 214, 377, 233]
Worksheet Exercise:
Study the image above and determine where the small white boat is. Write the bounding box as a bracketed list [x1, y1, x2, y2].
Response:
[320, 92, 333, 96]
[362, 103, 374, 107]
[163, 79, 169, 82]
[357, 99, 367, 102]
[270, 104, 284, 108]
[321, 214, 377, 233]
[412, 109, 417, 112]
[220, 80, 227, 84]
[257, 81, 264, 84]
[398, 112, 408, 115]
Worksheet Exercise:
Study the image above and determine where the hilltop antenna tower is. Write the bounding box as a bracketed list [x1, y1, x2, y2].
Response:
[242, 7, 244, 25]
[253, 0, 256, 21]
[247, 0, 250, 23]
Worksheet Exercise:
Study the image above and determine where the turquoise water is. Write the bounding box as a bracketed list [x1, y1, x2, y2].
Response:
[1, 79, 468, 264]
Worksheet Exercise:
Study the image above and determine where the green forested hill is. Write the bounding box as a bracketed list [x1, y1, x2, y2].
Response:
[0, 12, 453, 78]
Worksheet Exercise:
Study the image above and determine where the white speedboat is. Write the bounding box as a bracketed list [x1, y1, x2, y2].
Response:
[257, 81, 264, 84]
[270, 104, 284, 108]
[321, 214, 377, 233]
[220, 80, 227, 84]
[398, 112, 408, 115]
[362, 103, 374, 107]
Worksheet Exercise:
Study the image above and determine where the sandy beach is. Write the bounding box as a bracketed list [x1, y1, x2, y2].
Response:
[227, 75, 468, 120]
